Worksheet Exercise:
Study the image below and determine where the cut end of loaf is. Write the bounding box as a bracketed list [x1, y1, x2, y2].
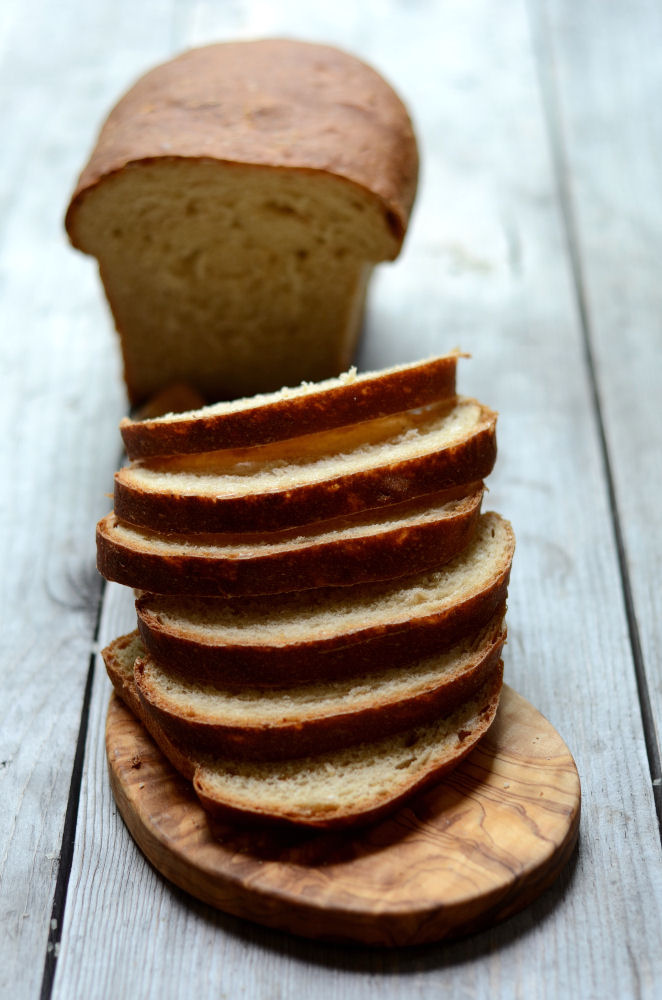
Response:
[68, 162, 393, 404]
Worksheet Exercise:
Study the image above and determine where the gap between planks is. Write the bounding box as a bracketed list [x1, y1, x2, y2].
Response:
[38, 590, 108, 999]
[526, 0, 662, 839]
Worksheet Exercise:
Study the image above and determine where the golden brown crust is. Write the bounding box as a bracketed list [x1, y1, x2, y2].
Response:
[133, 613, 506, 760]
[119, 355, 461, 459]
[65, 39, 418, 250]
[101, 633, 145, 717]
[114, 409, 498, 534]
[96, 487, 483, 597]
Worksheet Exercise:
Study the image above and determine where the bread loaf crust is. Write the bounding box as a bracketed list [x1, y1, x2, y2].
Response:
[96, 487, 483, 597]
[65, 39, 418, 249]
[133, 613, 506, 760]
[119, 354, 461, 459]
[114, 406, 497, 533]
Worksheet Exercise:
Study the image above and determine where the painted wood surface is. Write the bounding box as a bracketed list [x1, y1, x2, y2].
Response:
[105, 684, 580, 946]
[1, 0, 660, 997]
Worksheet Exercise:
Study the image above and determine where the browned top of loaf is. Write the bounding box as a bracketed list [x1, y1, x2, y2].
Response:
[66, 39, 418, 247]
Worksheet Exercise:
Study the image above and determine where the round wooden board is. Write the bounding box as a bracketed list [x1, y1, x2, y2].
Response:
[105, 685, 580, 947]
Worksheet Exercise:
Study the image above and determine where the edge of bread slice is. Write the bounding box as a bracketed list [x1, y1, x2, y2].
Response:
[120, 353, 462, 459]
[135, 512, 514, 685]
[96, 486, 483, 597]
[115, 397, 497, 533]
[103, 631, 199, 782]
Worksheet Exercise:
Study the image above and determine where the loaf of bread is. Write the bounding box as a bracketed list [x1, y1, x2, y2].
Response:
[65, 39, 419, 404]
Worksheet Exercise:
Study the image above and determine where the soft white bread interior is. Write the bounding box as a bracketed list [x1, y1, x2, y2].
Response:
[68, 164, 383, 401]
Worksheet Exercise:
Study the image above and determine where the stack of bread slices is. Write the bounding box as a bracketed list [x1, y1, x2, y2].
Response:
[99, 352, 515, 831]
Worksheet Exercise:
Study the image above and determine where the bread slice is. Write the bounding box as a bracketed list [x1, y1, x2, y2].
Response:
[193, 663, 502, 829]
[65, 40, 418, 405]
[134, 610, 506, 759]
[136, 512, 514, 685]
[102, 632, 503, 829]
[96, 486, 483, 597]
[115, 397, 497, 533]
[119, 354, 462, 459]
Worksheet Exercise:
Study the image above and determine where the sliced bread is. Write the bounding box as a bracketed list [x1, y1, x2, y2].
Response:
[134, 609, 506, 759]
[136, 512, 514, 685]
[96, 486, 483, 597]
[120, 353, 462, 459]
[102, 631, 503, 829]
[115, 397, 497, 533]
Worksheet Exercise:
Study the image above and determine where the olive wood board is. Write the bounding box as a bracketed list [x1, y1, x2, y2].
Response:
[105, 684, 580, 947]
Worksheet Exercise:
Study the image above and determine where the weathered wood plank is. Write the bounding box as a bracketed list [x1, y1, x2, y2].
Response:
[0, 0, 177, 997]
[531, 0, 662, 809]
[48, 2, 662, 999]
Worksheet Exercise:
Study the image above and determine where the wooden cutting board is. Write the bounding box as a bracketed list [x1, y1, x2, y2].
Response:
[106, 685, 580, 946]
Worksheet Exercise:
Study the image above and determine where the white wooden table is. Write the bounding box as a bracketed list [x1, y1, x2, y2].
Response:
[3, 1, 661, 997]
